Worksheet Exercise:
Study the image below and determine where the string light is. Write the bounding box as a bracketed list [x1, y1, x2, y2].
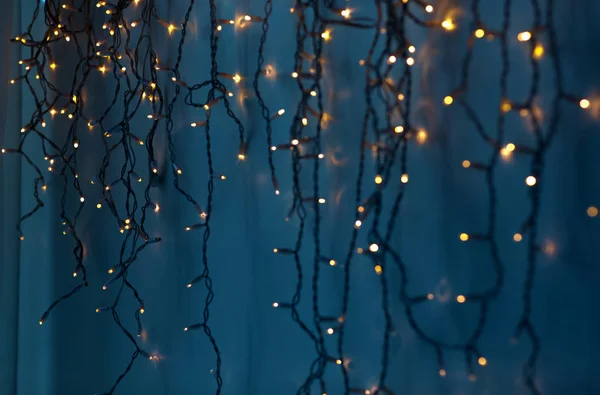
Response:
[5, 1, 582, 394]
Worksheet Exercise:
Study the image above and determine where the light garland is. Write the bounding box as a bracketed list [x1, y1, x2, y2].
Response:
[3, 0, 592, 394]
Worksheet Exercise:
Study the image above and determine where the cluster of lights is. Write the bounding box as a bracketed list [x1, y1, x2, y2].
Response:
[3, 0, 594, 394]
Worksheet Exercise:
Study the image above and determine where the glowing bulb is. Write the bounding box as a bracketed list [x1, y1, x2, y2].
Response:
[462, 160, 471, 168]
[441, 19, 455, 31]
[400, 173, 409, 184]
[341, 8, 351, 18]
[139, 308, 145, 314]
[302, 118, 308, 126]
[406, 57, 415, 66]
[587, 206, 598, 217]
[416, 129, 428, 144]
[50, 63, 57, 70]
[232, 73, 242, 84]
[513, 233, 523, 242]
[533, 43, 545, 59]
[277, 109, 285, 116]
[475, 29, 485, 38]
[425, 5, 434, 13]
[478, 357, 487, 366]
[291, 72, 299, 78]
[505, 143, 516, 152]
[321, 30, 331, 41]
[318, 198, 326, 204]
[336, 359, 342, 365]
[80, 196, 85, 203]
[526, 176, 537, 186]
[291, 139, 299, 146]
[456, 295, 466, 303]
[580, 99, 591, 109]
[329, 259, 336, 266]
[439, 369, 446, 377]
[327, 328, 334, 335]
[427, 293, 434, 300]
[518, 31, 532, 42]
[272, 302, 279, 308]
[369, 243, 379, 252]
[394, 126, 404, 134]
[96, 203, 102, 209]
[443, 96, 453, 105]
[73, 141, 79, 149]
[388, 55, 397, 64]
[354, 220, 362, 229]
[374, 265, 383, 275]
[374, 175, 383, 184]
[501, 100, 512, 112]
[459, 233, 469, 241]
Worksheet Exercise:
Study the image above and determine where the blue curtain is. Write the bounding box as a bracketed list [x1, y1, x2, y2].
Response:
[1, 1, 600, 394]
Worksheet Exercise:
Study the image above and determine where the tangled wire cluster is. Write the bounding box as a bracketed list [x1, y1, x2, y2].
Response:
[5, 0, 589, 394]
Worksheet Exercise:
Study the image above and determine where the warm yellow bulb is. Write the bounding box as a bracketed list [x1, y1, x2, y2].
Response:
[321, 30, 331, 41]
[526, 176, 537, 186]
[456, 295, 466, 303]
[232, 73, 242, 84]
[478, 357, 487, 366]
[416, 129, 428, 144]
[580, 99, 591, 109]
[587, 206, 598, 217]
[354, 220, 362, 229]
[533, 43, 545, 59]
[327, 327, 334, 335]
[329, 259, 336, 266]
[513, 233, 523, 242]
[459, 233, 469, 241]
[505, 143, 516, 152]
[425, 5, 434, 13]
[406, 57, 415, 66]
[462, 160, 471, 168]
[475, 29, 485, 38]
[369, 243, 379, 252]
[501, 100, 512, 112]
[388, 55, 397, 64]
[341, 8, 351, 19]
[427, 293, 434, 300]
[408, 45, 416, 53]
[439, 369, 446, 377]
[374, 265, 383, 275]
[518, 31, 532, 42]
[394, 125, 404, 134]
[441, 19, 455, 31]
[443, 96, 453, 105]
[374, 175, 383, 184]
[400, 173, 409, 184]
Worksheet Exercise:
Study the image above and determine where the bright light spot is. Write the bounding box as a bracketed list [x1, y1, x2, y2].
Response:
[441, 19, 455, 31]
[475, 29, 485, 38]
[456, 295, 466, 303]
[513, 233, 523, 242]
[400, 173, 409, 184]
[369, 243, 379, 252]
[462, 160, 471, 168]
[587, 206, 598, 217]
[526, 176, 537, 186]
[444, 96, 453, 105]
[518, 31, 532, 42]
[459, 233, 469, 242]
[580, 99, 591, 109]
